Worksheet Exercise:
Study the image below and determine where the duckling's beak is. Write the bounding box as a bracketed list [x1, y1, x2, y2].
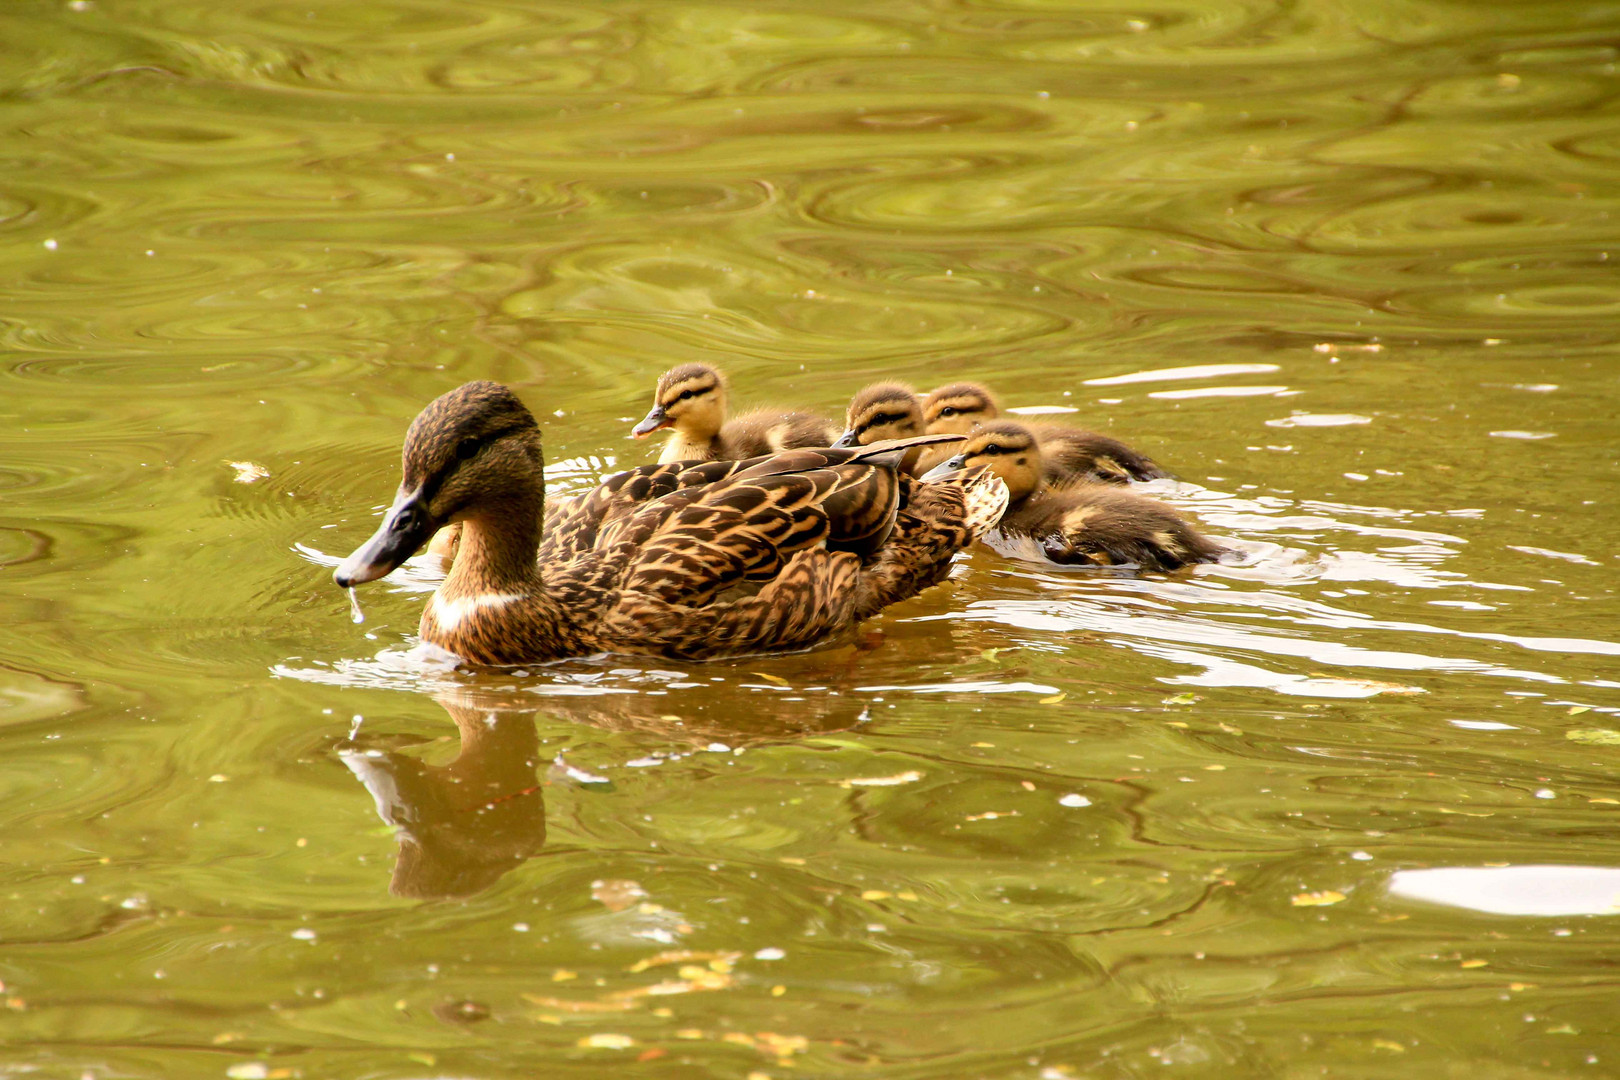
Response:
[920, 455, 968, 482]
[831, 428, 861, 449]
[334, 490, 438, 588]
[630, 404, 671, 438]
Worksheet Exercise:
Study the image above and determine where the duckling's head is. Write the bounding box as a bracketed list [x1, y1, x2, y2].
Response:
[632, 362, 727, 441]
[921, 420, 1042, 501]
[832, 382, 923, 448]
[923, 381, 1000, 435]
[335, 381, 543, 587]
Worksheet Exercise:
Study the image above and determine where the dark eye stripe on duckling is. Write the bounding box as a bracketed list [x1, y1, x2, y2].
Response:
[858, 410, 912, 431]
[660, 379, 715, 407]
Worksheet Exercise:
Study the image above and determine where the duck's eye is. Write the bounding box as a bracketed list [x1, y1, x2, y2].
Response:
[677, 389, 695, 401]
[938, 406, 958, 417]
[978, 443, 1002, 456]
[455, 437, 481, 461]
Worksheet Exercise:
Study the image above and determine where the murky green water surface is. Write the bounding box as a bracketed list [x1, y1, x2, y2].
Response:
[4, 0, 1620, 1076]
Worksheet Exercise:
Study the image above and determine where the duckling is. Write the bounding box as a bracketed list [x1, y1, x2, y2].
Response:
[631, 362, 838, 463]
[832, 382, 929, 474]
[335, 381, 1006, 664]
[922, 421, 1223, 571]
[923, 381, 1169, 485]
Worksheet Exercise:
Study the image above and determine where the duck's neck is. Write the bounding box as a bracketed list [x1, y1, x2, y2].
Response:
[441, 505, 543, 599]
[423, 493, 574, 663]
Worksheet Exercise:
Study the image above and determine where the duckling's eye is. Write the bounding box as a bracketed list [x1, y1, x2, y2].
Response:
[455, 437, 481, 461]
[938, 406, 958, 417]
[978, 443, 1003, 456]
[677, 389, 695, 401]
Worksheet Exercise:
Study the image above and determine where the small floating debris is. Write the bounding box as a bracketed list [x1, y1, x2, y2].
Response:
[840, 770, 922, 788]
[1291, 890, 1347, 907]
[226, 460, 270, 484]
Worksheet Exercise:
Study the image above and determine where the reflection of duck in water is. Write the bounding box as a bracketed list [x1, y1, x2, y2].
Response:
[341, 694, 545, 900]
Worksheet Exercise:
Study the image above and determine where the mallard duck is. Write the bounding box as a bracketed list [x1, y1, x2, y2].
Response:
[335, 381, 1005, 664]
[923, 381, 1169, 485]
[922, 421, 1224, 570]
[631, 362, 838, 463]
[832, 382, 929, 474]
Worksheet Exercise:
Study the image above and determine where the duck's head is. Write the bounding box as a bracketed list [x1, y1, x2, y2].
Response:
[922, 381, 1000, 435]
[921, 420, 1042, 501]
[335, 381, 543, 587]
[833, 382, 924, 448]
[631, 362, 727, 441]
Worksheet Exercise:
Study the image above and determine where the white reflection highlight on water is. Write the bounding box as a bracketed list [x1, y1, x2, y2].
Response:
[1084, 363, 1282, 386]
[1388, 866, 1620, 916]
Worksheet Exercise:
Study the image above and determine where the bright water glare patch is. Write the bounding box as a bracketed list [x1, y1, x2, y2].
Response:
[1388, 866, 1620, 916]
[1084, 363, 1281, 386]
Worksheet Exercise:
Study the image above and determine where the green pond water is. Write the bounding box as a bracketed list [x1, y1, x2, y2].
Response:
[4, 0, 1620, 1076]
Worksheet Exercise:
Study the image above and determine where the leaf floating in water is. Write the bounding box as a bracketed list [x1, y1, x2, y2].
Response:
[1567, 728, 1620, 745]
[226, 460, 269, 484]
[1568, 705, 1594, 716]
[1291, 890, 1347, 907]
[1162, 693, 1202, 706]
[347, 587, 365, 625]
[1370, 1040, 1405, 1053]
[577, 1033, 634, 1050]
[551, 755, 611, 786]
[841, 770, 922, 788]
[628, 950, 740, 974]
[750, 671, 790, 685]
[1040, 692, 1067, 705]
[591, 879, 648, 913]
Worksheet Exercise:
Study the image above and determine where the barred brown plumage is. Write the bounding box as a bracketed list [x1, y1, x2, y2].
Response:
[334, 382, 1002, 665]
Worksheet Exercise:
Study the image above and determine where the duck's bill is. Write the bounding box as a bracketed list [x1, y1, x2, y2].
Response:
[920, 456, 969, 482]
[630, 405, 671, 438]
[334, 492, 438, 588]
[831, 428, 861, 449]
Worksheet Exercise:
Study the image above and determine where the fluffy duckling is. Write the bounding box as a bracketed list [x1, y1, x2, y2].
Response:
[632, 362, 838, 463]
[923, 421, 1223, 571]
[923, 381, 1169, 485]
[335, 381, 1005, 664]
[832, 382, 930, 475]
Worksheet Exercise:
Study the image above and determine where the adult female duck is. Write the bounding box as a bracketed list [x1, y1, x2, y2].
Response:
[335, 382, 1004, 664]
